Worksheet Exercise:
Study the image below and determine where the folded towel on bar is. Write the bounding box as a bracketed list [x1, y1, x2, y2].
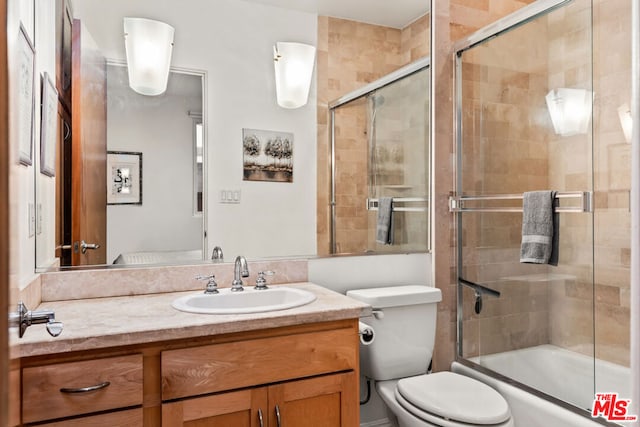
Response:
[376, 197, 394, 245]
[520, 190, 558, 264]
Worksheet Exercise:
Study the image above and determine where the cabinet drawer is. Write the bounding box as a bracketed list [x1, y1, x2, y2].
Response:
[162, 327, 357, 400]
[36, 408, 143, 427]
[23, 354, 143, 423]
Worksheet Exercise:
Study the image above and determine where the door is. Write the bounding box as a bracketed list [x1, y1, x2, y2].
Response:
[54, 104, 71, 265]
[162, 388, 267, 427]
[268, 372, 358, 427]
[161, 372, 358, 427]
[70, 19, 106, 265]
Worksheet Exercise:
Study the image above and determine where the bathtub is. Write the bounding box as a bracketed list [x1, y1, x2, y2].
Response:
[453, 344, 631, 427]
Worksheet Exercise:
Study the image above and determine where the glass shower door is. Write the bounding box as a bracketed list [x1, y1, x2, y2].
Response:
[455, 0, 596, 411]
[331, 66, 430, 254]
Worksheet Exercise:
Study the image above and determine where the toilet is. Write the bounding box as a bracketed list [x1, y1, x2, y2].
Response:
[347, 285, 514, 427]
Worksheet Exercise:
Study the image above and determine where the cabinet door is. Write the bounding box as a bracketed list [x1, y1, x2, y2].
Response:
[162, 388, 268, 427]
[268, 372, 358, 427]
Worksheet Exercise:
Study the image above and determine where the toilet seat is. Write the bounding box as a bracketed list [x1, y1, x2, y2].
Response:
[378, 372, 512, 427]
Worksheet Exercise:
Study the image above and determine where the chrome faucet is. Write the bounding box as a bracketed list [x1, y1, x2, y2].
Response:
[211, 246, 224, 262]
[231, 255, 249, 292]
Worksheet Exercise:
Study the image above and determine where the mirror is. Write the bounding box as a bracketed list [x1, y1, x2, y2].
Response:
[33, 0, 431, 271]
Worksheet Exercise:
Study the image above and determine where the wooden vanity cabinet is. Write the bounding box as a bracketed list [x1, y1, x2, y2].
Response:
[160, 320, 359, 427]
[162, 372, 357, 427]
[20, 319, 360, 427]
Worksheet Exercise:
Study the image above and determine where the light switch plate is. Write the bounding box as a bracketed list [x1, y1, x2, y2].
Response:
[220, 189, 241, 204]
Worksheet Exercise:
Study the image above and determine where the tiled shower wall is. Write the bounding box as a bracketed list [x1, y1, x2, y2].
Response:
[316, 15, 430, 255]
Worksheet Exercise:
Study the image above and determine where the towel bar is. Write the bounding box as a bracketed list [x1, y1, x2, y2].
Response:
[366, 197, 428, 212]
[449, 191, 592, 213]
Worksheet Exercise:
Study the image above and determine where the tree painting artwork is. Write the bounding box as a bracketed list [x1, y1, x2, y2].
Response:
[242, 128, 293, 183]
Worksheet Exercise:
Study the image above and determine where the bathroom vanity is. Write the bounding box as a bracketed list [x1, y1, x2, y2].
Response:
[16, 283, 368, 426]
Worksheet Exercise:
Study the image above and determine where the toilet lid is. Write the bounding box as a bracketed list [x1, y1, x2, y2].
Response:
[397, 372, 510, 425]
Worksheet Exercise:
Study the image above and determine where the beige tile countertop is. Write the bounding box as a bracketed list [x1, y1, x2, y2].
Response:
[14, 282, 371, 358]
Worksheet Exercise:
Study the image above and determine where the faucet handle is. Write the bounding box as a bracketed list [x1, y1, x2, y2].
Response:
[195, 274, 219, 294]
[255, 271, 275, 290]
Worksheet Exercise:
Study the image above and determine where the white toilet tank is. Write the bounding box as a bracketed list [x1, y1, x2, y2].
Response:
[347, 285, 442, 381]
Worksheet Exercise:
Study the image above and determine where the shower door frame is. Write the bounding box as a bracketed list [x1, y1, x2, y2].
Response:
[451, 0, 615, 424]
[328, 57, 431, 255]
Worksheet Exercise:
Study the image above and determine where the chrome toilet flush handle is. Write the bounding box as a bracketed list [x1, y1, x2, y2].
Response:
[8, 302, 64, 338]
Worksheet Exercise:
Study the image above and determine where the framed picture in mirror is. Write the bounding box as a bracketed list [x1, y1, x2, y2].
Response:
[242, 128, 293, 183]
[17, 23, 35, 166]
[107, 151, 143, 205]
[39, 72, 58, 176]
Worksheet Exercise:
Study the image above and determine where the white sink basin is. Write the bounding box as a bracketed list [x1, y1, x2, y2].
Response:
[171, 286, 317, 314]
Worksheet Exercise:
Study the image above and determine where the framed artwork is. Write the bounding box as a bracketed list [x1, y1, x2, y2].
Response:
[40, 72, 58, 177]
[17, 23, 35, 166]
[242, 128, 293, 183]
[107, 151, 143, 205]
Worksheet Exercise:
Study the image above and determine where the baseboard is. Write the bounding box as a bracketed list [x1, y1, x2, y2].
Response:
[361, 418, 394, 427]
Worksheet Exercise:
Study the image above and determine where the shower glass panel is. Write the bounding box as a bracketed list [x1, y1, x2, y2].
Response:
[331, 66, 430, 254]
[456, 0, 596, 411]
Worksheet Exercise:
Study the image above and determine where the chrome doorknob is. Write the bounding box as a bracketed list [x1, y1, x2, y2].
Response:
[9, 302, 63, 338]
[80, 240, 100, 254]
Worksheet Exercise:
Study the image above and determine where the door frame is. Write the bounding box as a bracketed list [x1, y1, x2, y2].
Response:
[1, 0, 11, 424]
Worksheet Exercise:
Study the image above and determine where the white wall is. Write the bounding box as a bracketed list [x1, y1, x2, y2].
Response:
[73, 0, 318, 261]
[106, 66, 203, 263]
[8, 0, 57, 286]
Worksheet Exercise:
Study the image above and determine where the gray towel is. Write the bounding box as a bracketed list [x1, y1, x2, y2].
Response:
[376, 197, 394, 245]
[520, 191, 558, 264]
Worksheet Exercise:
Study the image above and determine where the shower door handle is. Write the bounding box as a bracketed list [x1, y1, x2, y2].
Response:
[458, 277, 500, 298]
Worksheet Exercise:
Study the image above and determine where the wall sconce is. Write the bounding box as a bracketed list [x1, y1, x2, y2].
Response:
[618, 103, 632, 143]
[545, 88, 593, 137]
[273, 42, 316, 109]
[124, 17, 175, 96]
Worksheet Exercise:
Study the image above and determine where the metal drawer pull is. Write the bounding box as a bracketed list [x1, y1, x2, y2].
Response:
[60, 381, 110, 393]
[258, 408, 264, 427]
[275, 405, 282, 427]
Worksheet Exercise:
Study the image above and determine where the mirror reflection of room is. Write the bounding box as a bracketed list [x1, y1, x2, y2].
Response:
[32, 0, 431, 271]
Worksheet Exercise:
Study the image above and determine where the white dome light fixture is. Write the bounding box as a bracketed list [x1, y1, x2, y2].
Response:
[124, 17, 175, 96]
[545, 88, 593, 137]
[273, 42, 316, 109]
